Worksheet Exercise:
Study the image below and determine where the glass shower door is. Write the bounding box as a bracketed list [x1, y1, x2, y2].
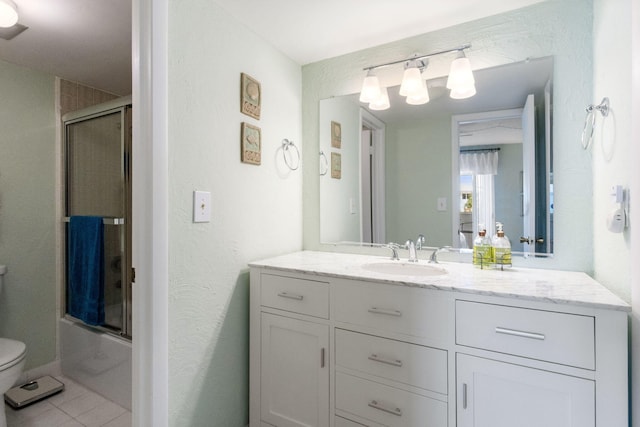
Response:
[65, 105, 132, 338]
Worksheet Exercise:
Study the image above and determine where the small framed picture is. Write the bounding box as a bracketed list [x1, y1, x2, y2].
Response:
[331, 152, 341, 179]
[241, 73, 261, 120]
[241, 122, 261, 165]
[331, 121, 341, 148]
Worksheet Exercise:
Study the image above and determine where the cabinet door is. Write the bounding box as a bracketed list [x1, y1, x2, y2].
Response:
[457, 354, 594, 427]
[261, 313, 329, 427]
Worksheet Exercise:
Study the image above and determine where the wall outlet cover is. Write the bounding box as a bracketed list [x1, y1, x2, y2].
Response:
[193, 191, 211, 223]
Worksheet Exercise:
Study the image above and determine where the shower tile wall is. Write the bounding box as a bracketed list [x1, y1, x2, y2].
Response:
[59, 79, 118, 117]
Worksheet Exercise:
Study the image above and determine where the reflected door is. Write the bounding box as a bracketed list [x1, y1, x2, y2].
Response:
[521, 94, 536, 254]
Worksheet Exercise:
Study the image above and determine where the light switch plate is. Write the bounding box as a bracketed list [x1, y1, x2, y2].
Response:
[437, 197, 447, 212]
[193, 191, 211, 223]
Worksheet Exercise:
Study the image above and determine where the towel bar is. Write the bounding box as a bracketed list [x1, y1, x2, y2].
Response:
[63, 217, 125, 225]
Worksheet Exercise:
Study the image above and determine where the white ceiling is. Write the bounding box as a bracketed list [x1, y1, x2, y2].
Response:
[0, 0, 544, 96]
[211, 0, 545, 65]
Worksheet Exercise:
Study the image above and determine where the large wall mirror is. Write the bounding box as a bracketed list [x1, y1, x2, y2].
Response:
[320, 57, 554, 253]
[306, 0, 593, 272]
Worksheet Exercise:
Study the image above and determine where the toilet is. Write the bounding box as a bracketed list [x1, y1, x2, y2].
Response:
[0, 266, 27, 427]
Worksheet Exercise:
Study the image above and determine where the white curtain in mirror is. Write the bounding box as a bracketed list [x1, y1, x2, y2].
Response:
[459, 151, 499, 175]
[460, 151, 499, 239]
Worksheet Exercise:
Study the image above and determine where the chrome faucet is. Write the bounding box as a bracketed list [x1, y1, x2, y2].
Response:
[386, 243, 401, 260]
[405, 234, 426, 263]
[429, 246, 452, 263]
[405, 240, 417, 262]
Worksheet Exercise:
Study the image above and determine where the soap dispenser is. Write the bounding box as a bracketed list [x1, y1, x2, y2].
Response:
[492, 222, 511, 268]
[473, 225, 492, 268]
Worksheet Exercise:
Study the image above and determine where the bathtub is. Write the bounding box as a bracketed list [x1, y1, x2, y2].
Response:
[59, 318, 132, 410]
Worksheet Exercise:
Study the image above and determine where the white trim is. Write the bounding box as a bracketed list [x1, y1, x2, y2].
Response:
[360, 109, 386, 244]
[132, 0, 169, 425]
[630, 1, 640, 426]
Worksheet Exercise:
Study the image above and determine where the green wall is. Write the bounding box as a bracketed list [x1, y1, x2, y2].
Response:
[0, 59, 57, 370]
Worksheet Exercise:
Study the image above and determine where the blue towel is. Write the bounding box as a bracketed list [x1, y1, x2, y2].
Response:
[67, 216, 105, 326]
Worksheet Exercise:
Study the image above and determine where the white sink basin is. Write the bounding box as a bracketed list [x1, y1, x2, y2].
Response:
[362, 262, 448, 277]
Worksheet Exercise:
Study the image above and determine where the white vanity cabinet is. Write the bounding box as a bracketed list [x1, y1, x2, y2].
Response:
[249, 252, 629, 427]
[251, 273, 331, 427]
[455, 300, 600, 427]
[456, 354, 595, 427]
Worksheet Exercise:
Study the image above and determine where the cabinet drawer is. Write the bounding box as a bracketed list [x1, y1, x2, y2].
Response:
[332, 280, 450, 341]
[335, 416, 366, 427]
[336, 372, 447, 427]
[335, 329, 447, 394]
[261, 273, 329, 318]
[456, 300, 595, 369]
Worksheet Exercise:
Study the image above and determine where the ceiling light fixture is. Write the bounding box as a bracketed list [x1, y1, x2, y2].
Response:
[360, 44, 474, 110]
[0, 0, 18, 28]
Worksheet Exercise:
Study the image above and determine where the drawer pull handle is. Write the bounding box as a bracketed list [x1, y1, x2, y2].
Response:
[277, 292, 304, 301]
[368, 400, 402, 416]
[368, 353, 403, 367]
[368, 307, 402, 317]
[462, 383, 468, 409]
[495, 326, 545, 340]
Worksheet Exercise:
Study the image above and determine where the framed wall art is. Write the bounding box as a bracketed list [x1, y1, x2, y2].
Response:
[331, 121, 341, 148]
[241, 122, 261, 165]
[241, 73, 261, 120]
[331, 152, 341, 179]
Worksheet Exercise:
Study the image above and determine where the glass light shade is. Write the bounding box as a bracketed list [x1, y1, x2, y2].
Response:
[399, 66, 423, 97]
[0, 0, 17, 28]
[369, 87, 390, 110]
[359, 72, 381, 103]
[446, 57, 475, 90]
[406, 80, 430, 105]
[450, 83, 477, 99]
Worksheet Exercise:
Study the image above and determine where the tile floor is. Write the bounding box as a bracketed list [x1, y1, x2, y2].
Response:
[5, 376, 131, 427]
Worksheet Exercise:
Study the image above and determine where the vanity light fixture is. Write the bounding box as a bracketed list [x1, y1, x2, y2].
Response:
[447, 50, 476, 99]
[369, 87, 390, 110]
[399, 59, 425, 97]
[360, 43, 473, 109]
[359, 69, 382, 103]
[406, 71, 430, 105]
[0, 0, 18, 28]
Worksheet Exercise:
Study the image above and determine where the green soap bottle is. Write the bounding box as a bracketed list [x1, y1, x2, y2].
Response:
[473, 228, 492, 268]
[492, 222, 511, 267]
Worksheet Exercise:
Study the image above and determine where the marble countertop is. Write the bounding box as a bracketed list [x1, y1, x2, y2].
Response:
[249, 251, 630, 312]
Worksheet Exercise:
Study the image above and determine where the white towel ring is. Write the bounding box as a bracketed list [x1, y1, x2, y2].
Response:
[581, 97, 609, 150]
[319, 150, 329, 176]
[282, 139, 300, 170]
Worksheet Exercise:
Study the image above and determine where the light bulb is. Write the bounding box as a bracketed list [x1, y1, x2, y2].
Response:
[450, 84, 476, 99]
[399, 65, 423, 97]
[406, 79, 430, 105]
[369, 87, 390, 110]
[0, 0, 18, 28]
[447, 55, 475, 90]
[359, 70, 381, 103]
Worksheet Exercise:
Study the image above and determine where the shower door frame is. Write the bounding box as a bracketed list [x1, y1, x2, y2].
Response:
[62, 96, 133, 340]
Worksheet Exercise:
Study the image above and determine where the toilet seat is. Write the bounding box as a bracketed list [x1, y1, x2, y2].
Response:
[0, 338, 26, 371]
